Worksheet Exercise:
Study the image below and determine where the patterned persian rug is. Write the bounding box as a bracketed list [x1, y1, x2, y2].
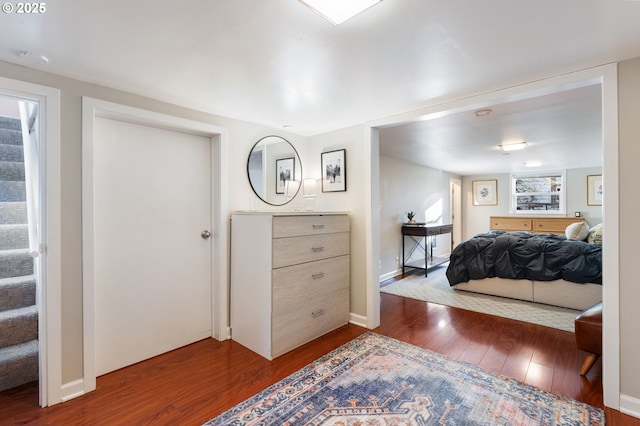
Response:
[381, 265, 580, 332]
[205, 333, 604, 425]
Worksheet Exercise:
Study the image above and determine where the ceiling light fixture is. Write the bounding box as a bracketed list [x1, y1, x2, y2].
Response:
[17, 50, 49, 65]
[523, 161, 542, 167]
[299, 0, 382, 25]
[499, 141, 528, 152]
[473, 108, 493, 117]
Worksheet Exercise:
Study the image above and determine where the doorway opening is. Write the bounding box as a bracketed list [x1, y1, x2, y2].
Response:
[367, 64, 619, 408]
[0, 94, 41, 393]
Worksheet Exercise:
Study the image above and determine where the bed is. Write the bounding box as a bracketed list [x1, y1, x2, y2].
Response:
[446, 229, 602, 311]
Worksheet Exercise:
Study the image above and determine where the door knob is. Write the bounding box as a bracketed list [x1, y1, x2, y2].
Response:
[201, 230, 211, 239]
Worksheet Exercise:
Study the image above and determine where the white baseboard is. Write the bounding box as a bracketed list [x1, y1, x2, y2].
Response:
[61, 379, 86, 402]
[620, 393, 640, 420]
[379, 268, 402, 282]
[349, 313, 368, 328]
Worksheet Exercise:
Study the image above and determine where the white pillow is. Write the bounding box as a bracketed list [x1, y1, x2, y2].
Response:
[588, 223, 603, 245]
[566, 221, 590, 241]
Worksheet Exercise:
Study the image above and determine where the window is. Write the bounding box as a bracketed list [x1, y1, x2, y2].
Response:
[510, 171, 565, 214]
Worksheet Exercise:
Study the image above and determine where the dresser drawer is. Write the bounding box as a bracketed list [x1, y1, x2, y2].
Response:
[272, 232, 349, 268]
[272, 255, 349, 314]
[271, 287, 349, 357]
[532, 218, 582, 234]
[272, 214, 350, 238]
[490, 217, 532, 231]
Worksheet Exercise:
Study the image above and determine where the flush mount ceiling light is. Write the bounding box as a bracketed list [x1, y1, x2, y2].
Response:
[17, 50, 49, 65]
[499, 141, 528, 152]
[523, 161, 543, 167]
[299, 0, 382, 25]
[473, 108, 493, 117]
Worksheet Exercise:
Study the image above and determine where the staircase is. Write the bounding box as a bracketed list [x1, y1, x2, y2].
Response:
[0, 116, 38, 392]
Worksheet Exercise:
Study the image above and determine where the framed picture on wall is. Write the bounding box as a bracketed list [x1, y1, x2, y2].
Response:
[275, 157, 294, 194]
[587, 174, 603, 206]
[322, 149, 346, 192]
[472, 179, 498, 206]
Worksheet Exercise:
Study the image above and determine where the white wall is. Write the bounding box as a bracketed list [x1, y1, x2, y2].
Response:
[379, 155, 459, 279]
[618, 57, 640, 414]
[566, 167, 602, 226]
[305, 125, 368, 318]
[0, 56, 369, 387]
[462, 167, 603, 240]
[462, 173, 510, 239]
[0, 58, 310, 387]
[3, 54, 637, 413]
[0, 95, 19, 117]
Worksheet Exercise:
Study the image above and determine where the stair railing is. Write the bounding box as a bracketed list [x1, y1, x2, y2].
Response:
[18, 100, 40, 258]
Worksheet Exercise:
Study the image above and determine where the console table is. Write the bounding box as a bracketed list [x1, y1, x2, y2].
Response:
[402, 223, 453, 276]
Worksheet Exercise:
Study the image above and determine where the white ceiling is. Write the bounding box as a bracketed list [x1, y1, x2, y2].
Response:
[379, 83, 603, 175]
[1, 0, 639, 172]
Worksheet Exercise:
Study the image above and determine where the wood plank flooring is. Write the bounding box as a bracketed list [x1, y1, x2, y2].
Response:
[1, 291, 638, 425]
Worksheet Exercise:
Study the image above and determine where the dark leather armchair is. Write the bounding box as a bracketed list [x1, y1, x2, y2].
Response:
[574, 302, 603, 375]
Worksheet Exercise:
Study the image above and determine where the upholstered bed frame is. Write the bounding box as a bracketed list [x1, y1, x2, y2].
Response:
[454, 278, 602, 311]
[452, 216, 602, 311]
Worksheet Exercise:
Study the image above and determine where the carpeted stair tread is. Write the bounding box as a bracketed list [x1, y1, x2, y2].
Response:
[0, 116, 21, 131]
[0, 160, 26, 181]
[0, 223, 29, 250]
[0, 181, 26, 202]
[0, 143, 24, 163]
[0, 117, 36, 394]
[0, 305, 38, 347]
[0, 201, 27, 224]
[0, 275, 36, 312]
[0, 249, 34, 279]
[0, 128, 22, 146]
[0, 339, 38, 392]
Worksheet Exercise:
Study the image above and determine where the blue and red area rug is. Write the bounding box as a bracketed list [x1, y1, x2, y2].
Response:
[205, 332, 604, 425]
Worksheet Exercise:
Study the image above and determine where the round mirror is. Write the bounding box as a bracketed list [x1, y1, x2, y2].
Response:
[247, 136, 302, 206]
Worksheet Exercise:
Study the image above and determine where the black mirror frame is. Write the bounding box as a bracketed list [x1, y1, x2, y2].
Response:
[246, 135, 302, 206]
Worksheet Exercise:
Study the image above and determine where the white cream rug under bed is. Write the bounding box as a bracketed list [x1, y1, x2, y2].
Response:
[381, 265, 579, 332]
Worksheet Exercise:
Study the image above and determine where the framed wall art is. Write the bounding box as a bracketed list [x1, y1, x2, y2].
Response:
[275, 157, 294, 194]
[472, 179, 498, 206]
[321, 149, 346, 192]
[587, 174, 603, 206]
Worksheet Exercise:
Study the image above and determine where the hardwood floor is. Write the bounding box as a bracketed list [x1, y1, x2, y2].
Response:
[2, 292, 638, 425]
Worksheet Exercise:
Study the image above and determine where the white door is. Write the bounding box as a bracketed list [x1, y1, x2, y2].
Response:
[93, 117, 212, 376]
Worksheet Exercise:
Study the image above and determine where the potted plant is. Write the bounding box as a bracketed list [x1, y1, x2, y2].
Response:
[407, 211, 416, 224]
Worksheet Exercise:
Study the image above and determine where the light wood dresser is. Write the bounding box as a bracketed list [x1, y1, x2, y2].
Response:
[490, 216, 584, 235]
[230, 212, 350, 360]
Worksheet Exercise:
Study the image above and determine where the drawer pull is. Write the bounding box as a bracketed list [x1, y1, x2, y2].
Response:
[312, 272, 325, 280]
[312, 246, 325, 252]
[312, 224, 326, 229]
[312, 309, 325, 318]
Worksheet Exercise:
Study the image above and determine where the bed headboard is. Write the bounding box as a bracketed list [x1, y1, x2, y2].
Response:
[490, 216, 584, 235]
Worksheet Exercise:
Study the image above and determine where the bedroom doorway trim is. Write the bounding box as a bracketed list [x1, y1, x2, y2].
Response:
[0, 77, 62, 406]
[364, 63, 619, 410]
[450, 178, 462, 248]
[81, 97, 229, 397]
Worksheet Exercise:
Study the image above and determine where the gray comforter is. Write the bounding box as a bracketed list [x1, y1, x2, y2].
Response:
[446, 231, 602, 285]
